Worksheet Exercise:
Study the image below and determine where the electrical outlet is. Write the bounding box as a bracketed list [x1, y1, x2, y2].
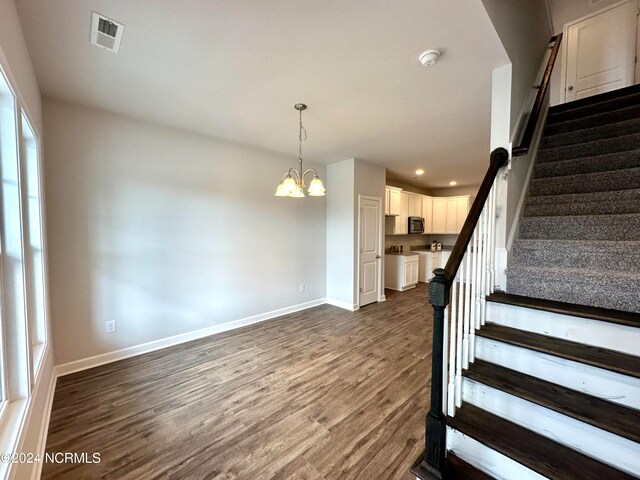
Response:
[105, 320, 117, 334]
[299, 283, 305, 293]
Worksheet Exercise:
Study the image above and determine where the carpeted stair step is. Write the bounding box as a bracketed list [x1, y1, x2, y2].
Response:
[541, 116, 640, 149]
[506, 266, 640, 313]
[537, 132, 640, 164]
[511, 239, 640, 271]
[523, 191, 640, 217]
[547, 87, 640, 125]
[519, 213, 640, 241]
[525, 188, 640, 207]
[529, 167, 640, 196]
[533, 149, 640, 179]
[544, 104, 640, 136]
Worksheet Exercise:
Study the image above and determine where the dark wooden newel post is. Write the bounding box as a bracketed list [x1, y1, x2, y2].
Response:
[424, 268, 449, 477]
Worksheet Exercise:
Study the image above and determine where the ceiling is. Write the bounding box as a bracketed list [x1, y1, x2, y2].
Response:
[17, 0, 508, 188]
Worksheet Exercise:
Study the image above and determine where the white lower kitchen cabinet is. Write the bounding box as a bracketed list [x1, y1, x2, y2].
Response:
[385, 253, 419, 291]
[418, 250, 455, 282]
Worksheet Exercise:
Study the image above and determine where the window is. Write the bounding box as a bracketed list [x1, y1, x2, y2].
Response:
[0, 70, 17, 408]
[0, 63, 47, 427]
[0, 68, 31, 407]
[22, 114, 46, 374]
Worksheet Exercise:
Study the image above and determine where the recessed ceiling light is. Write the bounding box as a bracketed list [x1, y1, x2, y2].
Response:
[449, 181, 457, 186]
[415, 169, 424, 175]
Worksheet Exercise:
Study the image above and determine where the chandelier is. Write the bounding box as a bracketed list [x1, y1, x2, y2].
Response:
[275, 103, 326, 197]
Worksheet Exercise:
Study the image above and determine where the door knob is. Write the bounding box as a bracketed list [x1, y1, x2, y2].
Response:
[567, 85, 574, 91]
[376, 255, 381, 259]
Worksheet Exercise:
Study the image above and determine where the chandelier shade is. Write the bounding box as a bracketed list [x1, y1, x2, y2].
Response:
[274, 103, 325, 198]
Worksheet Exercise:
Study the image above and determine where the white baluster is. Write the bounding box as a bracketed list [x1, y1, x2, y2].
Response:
[469, 225, 480, 362]
[462, 242, 472, 369]
[455, 260, 464, 408]
[443, 305, 448, 416]
[476, 209, 484, 328]
[447, 274, 457, 416]
[480, 204, 488, 326]
[489, 180, 497, 294]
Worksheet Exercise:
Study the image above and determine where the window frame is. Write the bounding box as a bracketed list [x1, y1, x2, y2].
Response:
[0, 46, 50, 480]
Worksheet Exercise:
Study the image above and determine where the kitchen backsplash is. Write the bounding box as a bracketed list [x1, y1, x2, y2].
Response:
[384, 234, 459, 252]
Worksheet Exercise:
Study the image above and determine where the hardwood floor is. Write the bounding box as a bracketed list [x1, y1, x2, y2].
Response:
[43, 285, 432, 480]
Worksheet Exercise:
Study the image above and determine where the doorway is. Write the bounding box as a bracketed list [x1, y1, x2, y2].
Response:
[358, 195, 382, 308]
[562, 0, 638, 102]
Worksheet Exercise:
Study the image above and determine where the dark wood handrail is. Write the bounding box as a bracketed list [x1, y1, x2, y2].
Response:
[444, 147, 509, 282]
[512, 33, 563, 157]
[412, 34, 563, 480]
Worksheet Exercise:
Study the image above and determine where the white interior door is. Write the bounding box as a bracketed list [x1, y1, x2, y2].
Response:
[564, 0, 638, 102]
[359, 197, 381, 307]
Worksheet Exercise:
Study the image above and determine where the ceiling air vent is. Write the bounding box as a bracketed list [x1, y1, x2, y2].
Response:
[90, 12, 124, 53]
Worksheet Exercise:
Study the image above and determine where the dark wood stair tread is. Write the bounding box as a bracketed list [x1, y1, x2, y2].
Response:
[487, 292, 640, 328]
[466, 360, 640, 443]
[411, 450, 493, 480]
[448, 404, 635, 480]
[548, 82, 640, 116]
[476, 323, 640, 379]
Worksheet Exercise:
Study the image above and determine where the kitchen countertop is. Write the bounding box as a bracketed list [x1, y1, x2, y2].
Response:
[410, 245, 454, 252]
[385, 251, 420, 256]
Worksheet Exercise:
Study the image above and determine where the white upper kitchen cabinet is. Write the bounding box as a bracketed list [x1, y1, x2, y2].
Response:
[432, 195, 470, 234]
[445, 198, 458, 233]
[455, 196, 469, 231]
[422, 196, 433, 234]
[394, 192, 409, 234]
[385, 186, 402, 216]
[385, 188, 390, 215]
[432, 198, 447, 233]
[407, 193, 422, 218]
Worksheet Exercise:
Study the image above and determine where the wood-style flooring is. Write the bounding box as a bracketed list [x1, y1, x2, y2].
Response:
[43, 285, 432, 480]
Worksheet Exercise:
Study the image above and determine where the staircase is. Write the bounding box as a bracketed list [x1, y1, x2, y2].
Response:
[412, 82, 640, 480]
[507, 84, 640, 313]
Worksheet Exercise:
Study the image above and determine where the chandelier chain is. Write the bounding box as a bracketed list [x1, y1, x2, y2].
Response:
[298, 107, 307, 161]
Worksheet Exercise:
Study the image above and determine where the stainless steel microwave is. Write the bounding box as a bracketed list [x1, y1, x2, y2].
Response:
[408, 216, 425, 234]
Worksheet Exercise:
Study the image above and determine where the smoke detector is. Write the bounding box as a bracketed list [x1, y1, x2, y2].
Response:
[90, 12, 124, 53]
[419, 49, 441, 66]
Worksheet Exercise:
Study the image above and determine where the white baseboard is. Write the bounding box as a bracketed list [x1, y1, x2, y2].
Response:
[326, 298, 359, 311]
[30, 372, 56, 480]
[56, 298, 327, 376]
[7, 348, 57, 480]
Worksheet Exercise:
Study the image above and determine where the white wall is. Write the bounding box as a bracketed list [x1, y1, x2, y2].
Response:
[354, 159, 385, 303]
[43, 98, 327, 365]
[326, 159, 355, 308]
[0, 0, 54, 478]
[482, 0, 552, 135]
[326, 158, 385, 309]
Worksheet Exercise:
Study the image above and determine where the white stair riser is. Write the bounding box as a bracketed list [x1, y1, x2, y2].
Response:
[447, 427, 546, 480]
[462, 378, 640, 476]
[487, 302, 639, 356]
[475, 337, 640, 410]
